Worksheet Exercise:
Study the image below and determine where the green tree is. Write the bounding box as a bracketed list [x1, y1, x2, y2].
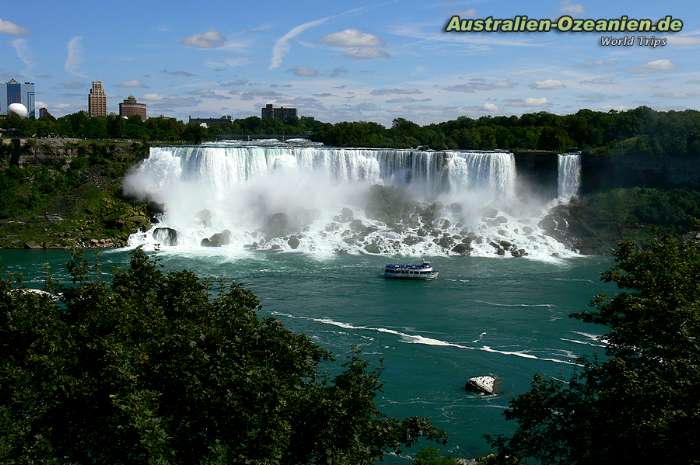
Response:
[492, 237, 700, 465]
[0, 250, 445, 465]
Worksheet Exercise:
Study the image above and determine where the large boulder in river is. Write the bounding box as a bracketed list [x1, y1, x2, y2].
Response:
[153, 227, 178, 246]
[201, 230, 231, 247]
[465, 376, 497, 395]
[287, 236, 300, 249]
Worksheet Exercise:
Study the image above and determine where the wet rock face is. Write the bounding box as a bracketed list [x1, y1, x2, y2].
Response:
[201, 230, 231, 247]
[539, 204, 588, 253]
[153, 227, 178, 246]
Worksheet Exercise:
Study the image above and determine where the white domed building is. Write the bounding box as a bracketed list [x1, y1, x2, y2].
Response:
[8, 103, 28, 119]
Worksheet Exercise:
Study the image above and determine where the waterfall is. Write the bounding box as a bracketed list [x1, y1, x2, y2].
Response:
[557, 153, 581, 203]
[124, 142, 576, 260]
[131, 145, 517, 199]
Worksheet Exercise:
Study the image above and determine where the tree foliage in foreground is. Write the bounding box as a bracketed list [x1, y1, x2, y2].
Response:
[492, 237, 700, 465]
[0, 250, 445, 465]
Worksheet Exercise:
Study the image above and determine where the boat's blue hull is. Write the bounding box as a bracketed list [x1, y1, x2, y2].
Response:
[384, 271, 439, 280]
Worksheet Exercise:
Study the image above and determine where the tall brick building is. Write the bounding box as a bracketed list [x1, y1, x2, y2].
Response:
[88, 81, 107, 117]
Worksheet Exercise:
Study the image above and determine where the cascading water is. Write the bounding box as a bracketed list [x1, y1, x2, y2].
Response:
[557, 153, 582, 203]
[125, 142, 577, 260]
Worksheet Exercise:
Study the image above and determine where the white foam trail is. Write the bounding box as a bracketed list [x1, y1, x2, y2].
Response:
[561, 338, 607, 348]
[272, 312, 580, 365]
[474, 300, 555, 308]
[124, 143, 579, 261]
[557, 153, 581, 203]
[571, 331, 608, 345]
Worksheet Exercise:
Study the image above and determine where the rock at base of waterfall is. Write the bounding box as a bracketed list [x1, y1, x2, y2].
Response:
[153, 227, 178, 246]
[466, 376, 497, 395]
[201, 230, 231, 247]
[364, 243, 381, 254]
[287, 236, 300, 249]
[334, 208, 354, 223]
[511, 248, 528, 258]
[451, 243, 471, 256]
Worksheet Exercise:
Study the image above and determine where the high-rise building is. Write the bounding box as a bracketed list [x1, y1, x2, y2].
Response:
[261, 103, 297, 122]
[119, 96, 147, 121]
[39, 107, 52, 119]
[88, 81, 107, 117]
[1, 79, 35, 118]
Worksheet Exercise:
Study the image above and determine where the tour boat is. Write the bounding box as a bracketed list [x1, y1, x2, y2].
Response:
[384, 262, 439, 280]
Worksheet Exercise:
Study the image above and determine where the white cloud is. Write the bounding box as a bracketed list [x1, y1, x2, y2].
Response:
[183, 30, 226, 48]
[462, 9, 477, 18]
[143, 93, 163, 101]
[291, 66, 319, 77]
[321, 28, 389, 60]
[206, 57, 250, 70]
[628, 59, 674, 73]
[321, 29, 382, 48]
[64, 36, 85, 77]
[11, 38, 32, 70]
[442, 78, 514, 93]
[482, 102, 498, 112]
[0, 18, 29, 35]
[525, 97, 548, 106]
[118, 79, 145, 88]
[560, 0, 585, 14]
[370, 88, 422, 96]
[530, 79, 566, 90]
[343, 47, 390, 59]
[270, 17, 329, 69]
[646, 59, 673, 70]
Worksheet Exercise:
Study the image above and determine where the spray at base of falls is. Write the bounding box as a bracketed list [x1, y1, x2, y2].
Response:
[125, 143, 579, 261]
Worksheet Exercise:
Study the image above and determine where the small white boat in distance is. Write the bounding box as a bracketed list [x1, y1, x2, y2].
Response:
[384, 262, 439, 280]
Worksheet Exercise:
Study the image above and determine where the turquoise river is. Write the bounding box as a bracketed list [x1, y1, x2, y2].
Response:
[1, 249, 612, 461]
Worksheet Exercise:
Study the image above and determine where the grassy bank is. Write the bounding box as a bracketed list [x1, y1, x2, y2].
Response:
[0, 139, 156, 248]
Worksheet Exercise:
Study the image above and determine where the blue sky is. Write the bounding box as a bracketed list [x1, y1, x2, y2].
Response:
[2, 0, 700, 124]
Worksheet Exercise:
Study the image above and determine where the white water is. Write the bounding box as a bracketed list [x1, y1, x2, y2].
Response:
[125, 143, 578, 260]
[557, 153, 582, 203]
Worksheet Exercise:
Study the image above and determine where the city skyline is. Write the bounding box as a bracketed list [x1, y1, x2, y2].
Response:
[2, 0, 700, 124]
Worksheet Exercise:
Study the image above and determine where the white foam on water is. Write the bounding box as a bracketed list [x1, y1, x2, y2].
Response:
[474, 300, 555, 308]
[124, 144, 580, 261]
[273, 312, 580, 366]
[561, 337, 607, 348]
